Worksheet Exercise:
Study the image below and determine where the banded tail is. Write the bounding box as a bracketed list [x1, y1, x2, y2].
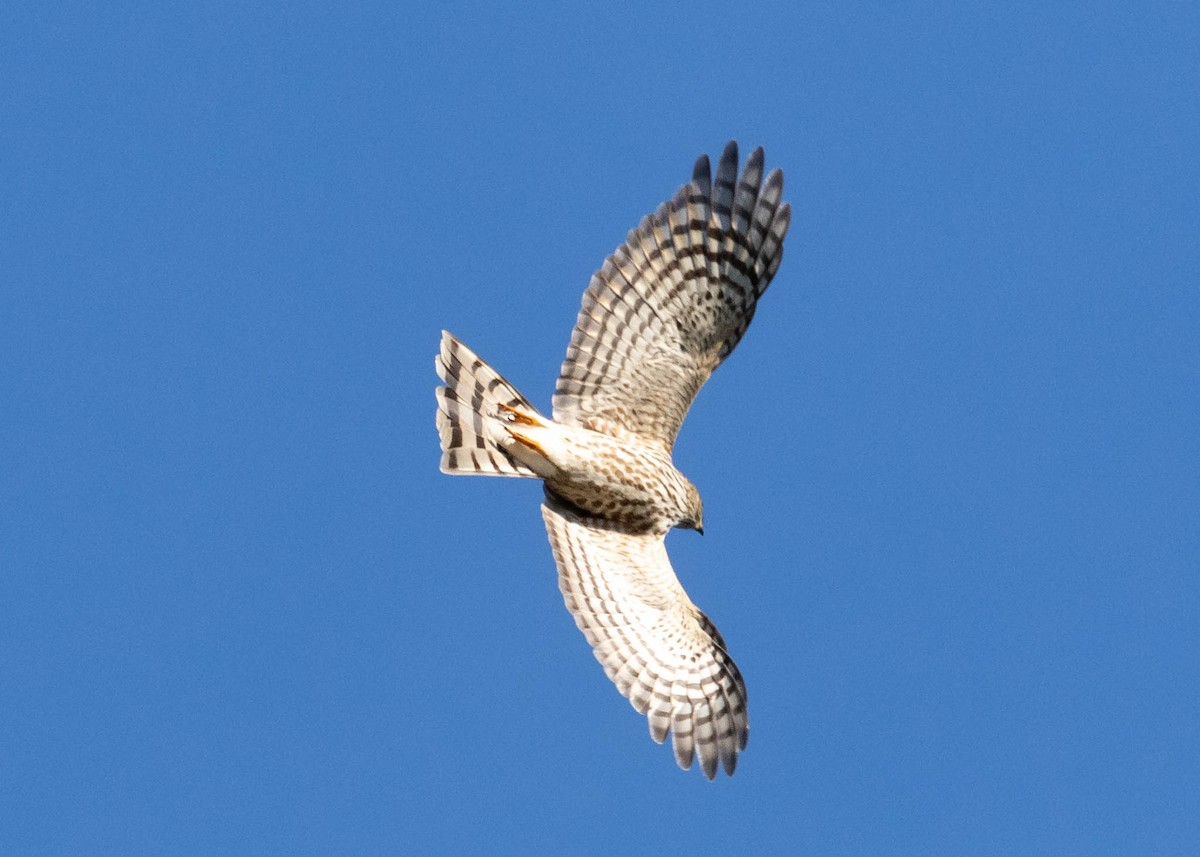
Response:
[435, 331, 543, 477]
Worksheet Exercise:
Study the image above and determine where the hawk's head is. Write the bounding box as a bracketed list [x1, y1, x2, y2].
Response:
[679, 481, 705, 536]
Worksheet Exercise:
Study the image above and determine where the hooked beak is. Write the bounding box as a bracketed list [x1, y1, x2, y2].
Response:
[696, 525, 704, 536]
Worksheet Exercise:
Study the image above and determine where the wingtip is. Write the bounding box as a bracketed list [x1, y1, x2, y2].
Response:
[722, 752, 738, 777]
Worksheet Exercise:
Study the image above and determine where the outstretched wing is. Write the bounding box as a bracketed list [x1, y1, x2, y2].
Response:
[541, 494, 749, 779]
[552, 142, 791, 450]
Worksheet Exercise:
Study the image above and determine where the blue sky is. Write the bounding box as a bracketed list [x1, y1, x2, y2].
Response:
[3, 2, 1198, 854]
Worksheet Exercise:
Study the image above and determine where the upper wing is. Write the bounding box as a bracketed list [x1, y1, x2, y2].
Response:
[552, 142, 791, 450]
[541, 494, 749, 779]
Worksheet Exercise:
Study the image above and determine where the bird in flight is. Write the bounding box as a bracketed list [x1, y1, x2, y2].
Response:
[435, 142, 791, 778]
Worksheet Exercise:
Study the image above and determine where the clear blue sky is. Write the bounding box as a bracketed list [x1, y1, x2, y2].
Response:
[3, 3, 1198, 854]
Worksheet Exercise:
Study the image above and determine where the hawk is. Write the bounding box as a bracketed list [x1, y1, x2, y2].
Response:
[435, 142, 791, 779]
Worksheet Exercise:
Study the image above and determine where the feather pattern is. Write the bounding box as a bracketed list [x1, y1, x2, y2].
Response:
[542, 494, 749, 779]
[435, 332, 540, 477]
[552, 142, 792, 450]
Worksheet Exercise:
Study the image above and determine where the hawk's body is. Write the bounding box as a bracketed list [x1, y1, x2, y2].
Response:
[435, 143, 791, 779]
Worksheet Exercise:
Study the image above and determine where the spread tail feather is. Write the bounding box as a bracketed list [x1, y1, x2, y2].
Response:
[435, 331, 542, 477]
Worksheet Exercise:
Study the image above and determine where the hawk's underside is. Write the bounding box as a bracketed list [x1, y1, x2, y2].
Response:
[435, 142, 790, 779]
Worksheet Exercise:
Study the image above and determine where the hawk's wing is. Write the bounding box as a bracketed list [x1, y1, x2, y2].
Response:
[542, 495, 749, 779]
[552, 142, 791, 450]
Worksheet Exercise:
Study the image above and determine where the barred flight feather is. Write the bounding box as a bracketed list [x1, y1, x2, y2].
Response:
[435, 332, 540, 478]
[552, 142, 791, 450]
